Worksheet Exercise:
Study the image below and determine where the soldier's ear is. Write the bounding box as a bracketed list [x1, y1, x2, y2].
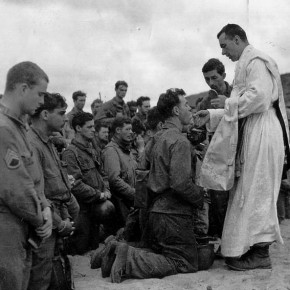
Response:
[17, 83, 30, 97]
[222, 72, 226, 80]
[172, 105, 179, 116]
[41, 110, 49, 120]
[116, 127, 121, 134]
[76, 125, 82, 132]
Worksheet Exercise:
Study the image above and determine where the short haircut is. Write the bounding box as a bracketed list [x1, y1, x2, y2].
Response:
[94, 120, 109, 133]
[71, 112, 93, 131]
[115, 80, 128, 90]
[217, 24, 247, 42]
[146, 106, 165, 131]
[5, 61, 49, 92]
[127, 100, 137, 108]
[157, 88, 186, 119]
[111, 117, 131, 135]
[32, 93, 67, 119]
[132, 118, 146, 135]
[91, 98, 103, 109]
[202, 58, 225, 75]
[136, 96, 150, 107]
[72, 90, 86, 102]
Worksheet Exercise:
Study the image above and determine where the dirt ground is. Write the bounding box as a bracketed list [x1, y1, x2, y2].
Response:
[73, 220, 290, 290]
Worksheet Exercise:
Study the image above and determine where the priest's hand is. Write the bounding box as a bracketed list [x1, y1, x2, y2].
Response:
[194, 110, 210, 128]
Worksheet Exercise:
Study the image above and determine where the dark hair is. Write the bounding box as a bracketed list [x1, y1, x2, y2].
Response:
[157, 88, 186, 119]
[72, 90, 86, 102]
[94, 120, 109, 132]
[127, 100, 137, 108]
[217, 24, 247, 42]
[32, 93, 67, 118]
[5, 61, 49, 92]
[136, 96, 150, 107]
[72, 112, 93, 131]
[202, 58, 225, 75]
[91, 98, 103, 109]
[146, 106, 165, 130]
[111, 117, 131, 135]
[132, 118, 146, 135]
[115, 80, 128, 90]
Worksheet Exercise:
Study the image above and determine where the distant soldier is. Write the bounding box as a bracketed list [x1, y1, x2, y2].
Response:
[63, 90, 87, 142]
[95, 81, 130, 126]
[132, 96, 151, 126]
[91, 98, 103, 117]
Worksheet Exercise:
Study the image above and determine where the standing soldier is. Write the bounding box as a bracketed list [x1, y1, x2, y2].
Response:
[27, 93, 79, 289]
[95, 81, 130, 126]
[0, 62, 52, 290]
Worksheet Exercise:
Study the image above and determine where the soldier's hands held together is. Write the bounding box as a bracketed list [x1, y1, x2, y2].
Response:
[36, 206, 53, 240]
[58, 218, 75, 237]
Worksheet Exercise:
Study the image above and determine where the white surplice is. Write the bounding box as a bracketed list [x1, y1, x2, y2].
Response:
[207, 45, 287, 257]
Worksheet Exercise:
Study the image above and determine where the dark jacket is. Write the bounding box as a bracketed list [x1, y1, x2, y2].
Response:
[63, 139, 109, 207]
[28, 126, 73, 228]
[147, 119, 203, 216]
[103, 138, 137, 201]
[94, 97, 130, 125]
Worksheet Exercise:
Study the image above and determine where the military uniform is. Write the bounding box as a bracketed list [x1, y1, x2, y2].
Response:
[27, 126, 79, 289]
[0, 105, 45, 290]
[94, 97, 130, 126]
[103, 137, 137, 227]
[62, 139, 115, 254]
[109, 120, 203, 279]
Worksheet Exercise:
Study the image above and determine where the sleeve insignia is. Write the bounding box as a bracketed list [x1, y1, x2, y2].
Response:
[4, 149, 20, 169]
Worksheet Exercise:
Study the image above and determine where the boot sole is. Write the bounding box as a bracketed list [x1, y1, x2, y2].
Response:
[226, 263, 272, 271]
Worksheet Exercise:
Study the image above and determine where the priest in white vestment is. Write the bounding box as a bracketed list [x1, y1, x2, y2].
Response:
[196, 24, 289, 271]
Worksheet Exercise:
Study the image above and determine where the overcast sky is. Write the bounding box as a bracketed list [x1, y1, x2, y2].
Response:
[0, 0, 289, 111]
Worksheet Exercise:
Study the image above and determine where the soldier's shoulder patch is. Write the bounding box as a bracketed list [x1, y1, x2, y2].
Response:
[4, 148, 20, 169]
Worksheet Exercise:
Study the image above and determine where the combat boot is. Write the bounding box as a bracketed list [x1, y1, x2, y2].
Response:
[226, 243, 271, 271]
[110, 243, 129, 283]
[90, 235, 116, 269]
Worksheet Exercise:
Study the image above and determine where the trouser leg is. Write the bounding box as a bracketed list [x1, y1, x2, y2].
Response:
[123, 213, 198, 279]
[124, 246, 178, 278]
[28, 231, 56, 290]
[0, 219, 32, 290]
[68, 210, 91, 254]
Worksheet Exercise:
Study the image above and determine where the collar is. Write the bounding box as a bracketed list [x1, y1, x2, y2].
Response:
[162, 118, 183, 132]
[111, 136, 131, 153]
[93, 136, 107, 150]
[70, 107, 83, 115]
[30, 125, 50, 143]
[112, 96, 125, 106]
[71, 138, 94, 154]
[136, 112, 146, 122]
[0, 104, 27, 129]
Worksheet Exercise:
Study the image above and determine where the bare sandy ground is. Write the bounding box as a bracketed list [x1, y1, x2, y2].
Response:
[73, 220, 290, 290]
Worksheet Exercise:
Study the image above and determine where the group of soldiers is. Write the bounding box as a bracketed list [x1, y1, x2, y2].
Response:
[1, 23, 289, 289]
